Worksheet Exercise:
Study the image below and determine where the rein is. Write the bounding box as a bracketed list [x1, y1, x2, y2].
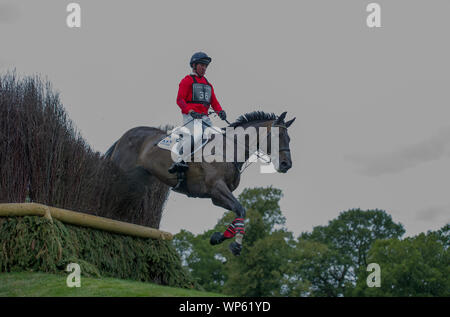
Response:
[234, 123, 290, 175]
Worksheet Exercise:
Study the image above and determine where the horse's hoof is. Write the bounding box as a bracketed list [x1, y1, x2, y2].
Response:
[210, 232, 225, 245]
[229, 241, 242, 256]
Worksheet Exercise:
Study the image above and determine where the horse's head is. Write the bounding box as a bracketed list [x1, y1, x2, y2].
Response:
[270, 111, 296, 173]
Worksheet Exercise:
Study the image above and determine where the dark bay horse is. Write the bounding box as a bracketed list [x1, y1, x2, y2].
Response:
[104, 111, 295, 255]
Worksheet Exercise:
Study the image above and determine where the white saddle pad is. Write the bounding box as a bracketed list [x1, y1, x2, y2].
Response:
[157, 132, 182, 151]
[157, 126, 223, 152]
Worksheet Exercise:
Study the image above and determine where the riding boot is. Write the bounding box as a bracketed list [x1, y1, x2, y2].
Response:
[172, 170, 186, 190]
[168, 160, 188, 174]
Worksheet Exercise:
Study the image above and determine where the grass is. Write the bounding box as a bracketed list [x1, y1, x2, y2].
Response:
[0, 272, 224, 297]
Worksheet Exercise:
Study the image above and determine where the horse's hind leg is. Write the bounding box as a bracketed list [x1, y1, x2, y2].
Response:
[209, 181, 246, 256]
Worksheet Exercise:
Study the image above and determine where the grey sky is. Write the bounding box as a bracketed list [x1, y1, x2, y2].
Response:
[347, 126, 450, 176]
[1, 0, 449, 238]
[0, 3, 20, 24]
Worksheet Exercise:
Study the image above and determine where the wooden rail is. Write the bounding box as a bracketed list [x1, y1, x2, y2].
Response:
[0, 203, 173, 240]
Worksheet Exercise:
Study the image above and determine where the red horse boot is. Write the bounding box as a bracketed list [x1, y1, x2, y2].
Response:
[228, 218, 245, 256]
[210, 217, 244, 246]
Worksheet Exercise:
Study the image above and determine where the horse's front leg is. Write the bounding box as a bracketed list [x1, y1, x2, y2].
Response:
[209, 181, 246, 256]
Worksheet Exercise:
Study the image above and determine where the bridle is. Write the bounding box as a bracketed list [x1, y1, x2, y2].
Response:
[278, 147, 291, 153]
[271, 124, 291, 154]
[234, 122, 291, 175]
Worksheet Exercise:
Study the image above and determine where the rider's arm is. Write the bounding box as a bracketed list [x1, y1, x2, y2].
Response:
[176, 77, 194, 114]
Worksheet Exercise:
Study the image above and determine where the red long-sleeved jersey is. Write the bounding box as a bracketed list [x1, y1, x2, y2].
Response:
[176, 75, 223, 115]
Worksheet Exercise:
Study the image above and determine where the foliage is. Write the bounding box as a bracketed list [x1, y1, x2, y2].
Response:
[289, 239, 352, 297]
[173, 186, 448, 297]
[0, 216, 197, 289]
[296, 208, 405, 296]
[221, 187, 293, 296]
[300, 209, 405, 267]
[352, 225, 450, 296]
[173, 186, 294, 296]
[224, 229, 296, 296]
[238, 186, 286, 237]
[173, 229, 227, 292]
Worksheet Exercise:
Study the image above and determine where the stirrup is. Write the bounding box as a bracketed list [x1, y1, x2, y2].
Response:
[172, 170, 186, 190]
[168, 163, 178, 174]
[168, 160, 188, 174]
[172, 180, 183, 190]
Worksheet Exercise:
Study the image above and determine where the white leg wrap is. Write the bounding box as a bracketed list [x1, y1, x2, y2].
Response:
[235, 233, 243, 245]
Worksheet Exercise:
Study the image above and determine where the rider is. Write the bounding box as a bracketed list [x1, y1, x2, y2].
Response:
[168, 52, 227, 174]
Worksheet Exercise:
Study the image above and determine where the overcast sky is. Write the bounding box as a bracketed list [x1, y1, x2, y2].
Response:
[1, 0, 449, 238]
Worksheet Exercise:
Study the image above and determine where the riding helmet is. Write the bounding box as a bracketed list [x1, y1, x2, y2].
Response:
[190, 52, 212, 68]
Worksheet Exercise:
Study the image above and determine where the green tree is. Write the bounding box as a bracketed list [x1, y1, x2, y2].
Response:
[221, 187, 295, 296]
[238, 186, 286, 237]
[290, 239, 353, 297]
[224, 230, 294, 296]
[173, 229, 227, 293]
[353, 225, 450, 296]
[435, 223, 449, 248]
[296, 208, 405, 296]
[173, 186, 295, 296]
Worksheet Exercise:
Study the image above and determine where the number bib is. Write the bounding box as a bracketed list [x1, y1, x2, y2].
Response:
[192, 83, 212, 104]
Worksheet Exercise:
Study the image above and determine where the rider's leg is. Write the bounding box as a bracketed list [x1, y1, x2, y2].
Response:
[168, 114, 194, 173]
[168, 114, 211, 173]
[168, 142, 188, 173]
[174, 114, 210, 163]
[201, 115, 212, 129]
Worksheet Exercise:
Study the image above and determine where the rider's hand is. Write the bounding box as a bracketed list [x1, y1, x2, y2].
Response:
[218, 110, 227, 121]
[189, 111, 203, 119]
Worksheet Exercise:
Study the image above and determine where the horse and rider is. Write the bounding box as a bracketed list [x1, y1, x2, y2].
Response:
[104, 52, 295, 256]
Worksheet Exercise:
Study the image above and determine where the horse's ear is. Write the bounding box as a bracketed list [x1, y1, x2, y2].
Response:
[276, 111, 287, 124]
[285, 117, 296, 128]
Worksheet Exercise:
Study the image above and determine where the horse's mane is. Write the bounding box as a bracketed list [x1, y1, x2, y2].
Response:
[228, 111, 277, 127]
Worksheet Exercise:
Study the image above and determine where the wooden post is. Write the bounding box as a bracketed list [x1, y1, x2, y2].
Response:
[0, 203, 173, 240]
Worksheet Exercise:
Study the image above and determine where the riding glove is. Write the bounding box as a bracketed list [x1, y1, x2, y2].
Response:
[218, 110, 227, 120]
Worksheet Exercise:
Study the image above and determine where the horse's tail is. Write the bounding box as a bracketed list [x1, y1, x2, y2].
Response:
[103, 140, 118, 160]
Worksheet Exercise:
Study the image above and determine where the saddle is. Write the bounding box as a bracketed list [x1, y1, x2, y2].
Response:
[158, 125, 223, 190]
